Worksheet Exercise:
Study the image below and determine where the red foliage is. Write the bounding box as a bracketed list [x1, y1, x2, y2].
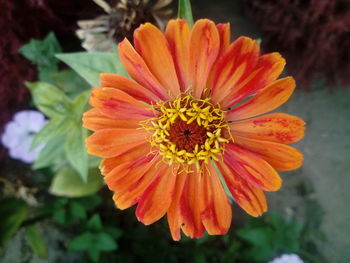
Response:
[240, 0, 350, 89]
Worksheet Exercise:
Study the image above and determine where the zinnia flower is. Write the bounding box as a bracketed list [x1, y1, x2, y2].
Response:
[1, 110, 46, 163]
[83, 19, 305, 240]
[269, 254, 304, 263]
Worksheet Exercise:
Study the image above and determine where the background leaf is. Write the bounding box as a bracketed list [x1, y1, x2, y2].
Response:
[0, 198, 28, 244]
[24, 225, 47, 259]
[56, 52, 122, 87]
[50, 167, 103, 198]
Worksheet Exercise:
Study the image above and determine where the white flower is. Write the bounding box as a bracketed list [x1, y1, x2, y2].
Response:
[269, 254, 304, 263]
[1, 110, 47, 163]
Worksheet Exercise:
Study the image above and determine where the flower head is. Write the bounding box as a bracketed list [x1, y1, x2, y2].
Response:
[269, 254, 304, 263]
[83, 19, 305, 240]
[1, 110, 46, 163]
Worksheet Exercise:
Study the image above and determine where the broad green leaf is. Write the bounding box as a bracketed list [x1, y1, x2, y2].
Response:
[50, 69, 89, 96]
[26, 81, 71, 118]
[0, 198, 28, 244]
[19, 32, 62, 82]
[71, 90, 90, 120]
[33, 134, 66, 169]
[50, 167, 103, 198]
[69, 201, 87, 220]
[86, 214, 102, 232]
[94, 232, 118, 251]
[68, 232, 94, 251]
[178, 0, 194, 27]
[25, 225, 47, 258]
[64, 126, 89, 181]
[56, 52, 121, 87]
[31, 117, 74, 150]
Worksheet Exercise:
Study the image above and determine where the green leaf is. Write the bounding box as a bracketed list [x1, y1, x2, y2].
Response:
[19, 32, 62, 82]
[64, 126, 89, 181]
[69, 201, 87, 220]
[178, 0, 194, 27]
[71, 90, 90, 119]
[31, 117, 74, 150]
[33, 134, 66, 169]
[26, 81, 72, 118]
[0, 198, 28, 244]
[68, 232, 94, 251]
[86, 214, 102, 232]
[94, 232, 118, 251]
[103, 226, 123, 240]
[50, 70, 89, 96]
[24, 225, 47, 259]
[56, 52, 122, 87]
[50, 167, 103, 198]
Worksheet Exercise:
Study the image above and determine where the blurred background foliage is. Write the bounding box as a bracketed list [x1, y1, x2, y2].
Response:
[1, 0, 349, 262]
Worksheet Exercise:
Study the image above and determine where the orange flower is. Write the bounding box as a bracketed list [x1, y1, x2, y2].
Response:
[83, 19, 305, 240]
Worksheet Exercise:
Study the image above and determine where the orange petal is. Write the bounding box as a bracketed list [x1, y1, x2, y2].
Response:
[217, 23, 230, 55]
[100, 143, 151, 175]
[86, 128, 148, 158]
[136, 165, 177, 225]
[179, 170, 205, 238]
[201, 162, 232, 235]
[233, 136, 303, 171]
[90, 88, 153, 120]
[226, 77, 296, 121]
[105, 154, 156, 192]
[223, 143, 281, 191]
[112, 159, 162, 210]
[83, 108, 139, 131]
[167, 171, 188, 241]
[230, 113, 306, 144]
[217, 159, 267, 217]
[134, 23, 180, 98]
[118, 38, 168, 100]
[100, 73, 161, 104]
[211, 37, 260, 105]
[165, 19, 191, 91]
[189, 19, 220, 98]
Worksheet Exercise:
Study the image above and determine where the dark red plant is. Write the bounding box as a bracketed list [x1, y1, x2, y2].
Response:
[240, 0, 350, 89]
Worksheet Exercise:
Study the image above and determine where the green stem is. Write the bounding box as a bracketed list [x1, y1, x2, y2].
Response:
[178, 0, 194, 27]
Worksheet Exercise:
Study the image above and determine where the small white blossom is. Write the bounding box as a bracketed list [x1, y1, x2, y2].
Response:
[269, 254, 304, 263]
[1, 110, 47, 163]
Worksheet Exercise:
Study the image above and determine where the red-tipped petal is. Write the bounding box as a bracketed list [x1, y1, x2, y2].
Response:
[230, 113, 306, 144]
[100, 73, 161, 104]
[226, 77, 296, 121]
[217, 159, 267, 217]
[233, 136, 303, 171]
[223, 143, 282, 191]
[134, 23, 180, 98]
[217, 23, 231, 55]
[165, 19, 191, 91]
[189, 19, 220, 98]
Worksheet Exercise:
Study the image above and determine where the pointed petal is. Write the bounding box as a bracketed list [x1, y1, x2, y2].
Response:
[118, 38, 168, 100]
[189, 19, 220, 98]
[105, 154, 156, 192]
[211, 37, 260, 104]
[217, 159, 267, 217]
[167, 171, 187, 241]
[233, 136, 303, 171]
[165, 19, 191, 91]
[230, 113, 306, 144]
[201, 162, 232, 235]
[90, 88, 153, 120]
[134, 23, 180, 97]
[136, 165, 177, 225]
[223, 143, 281, 191]
[83, 108, 139, 131]
[100, 73, 161, 104]
[217, 23, 230, 54]
[112, 159, 162, 210]
[179, 170, 205, 238]
[100, 143, 151, 175]
[86, 128, 148, 158]
[226, 77, 296, 121]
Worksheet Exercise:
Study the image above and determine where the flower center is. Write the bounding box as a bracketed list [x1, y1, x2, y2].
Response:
[141, 94, 230, 169]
